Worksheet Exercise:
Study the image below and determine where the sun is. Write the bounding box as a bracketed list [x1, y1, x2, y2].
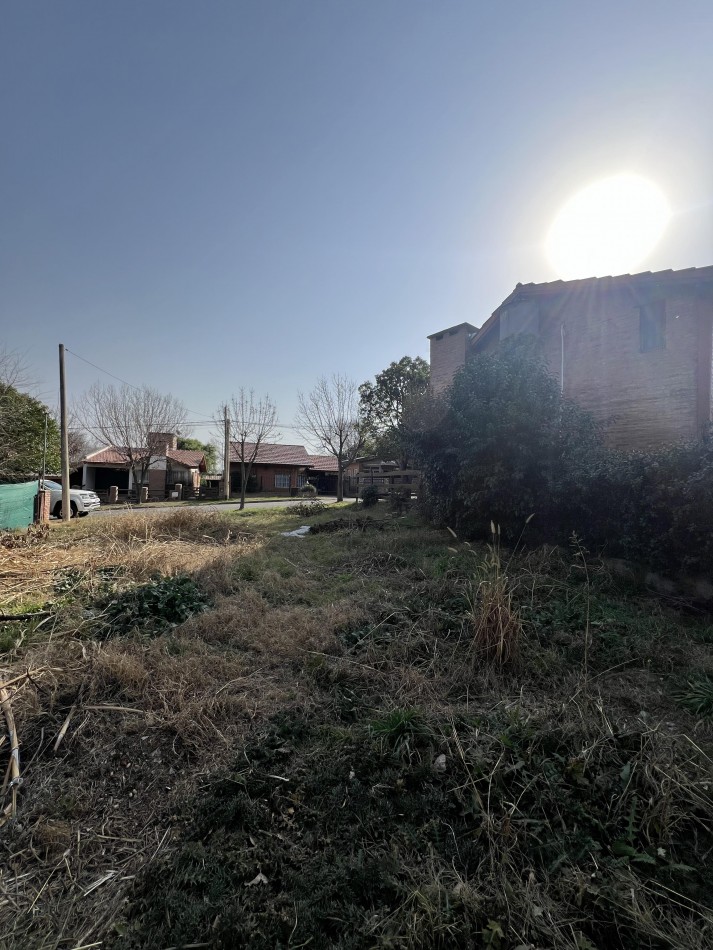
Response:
[545, 174, 671, 280]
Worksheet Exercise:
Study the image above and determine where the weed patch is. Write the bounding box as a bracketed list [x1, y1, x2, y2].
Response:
[100, 574, 208, 638]
[114, 706, 713, 949]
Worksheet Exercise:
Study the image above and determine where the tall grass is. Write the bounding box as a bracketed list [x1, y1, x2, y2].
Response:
[450, 524, 523, 669]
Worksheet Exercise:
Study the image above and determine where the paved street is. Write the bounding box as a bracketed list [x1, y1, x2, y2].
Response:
[91, 497, 340, 517]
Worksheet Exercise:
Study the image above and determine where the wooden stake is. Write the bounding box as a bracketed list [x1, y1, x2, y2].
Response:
[0, 686, 20, 826]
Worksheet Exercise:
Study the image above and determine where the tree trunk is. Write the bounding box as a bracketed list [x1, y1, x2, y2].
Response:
[132, 465, 143, 505]
[336, 454, 344, 502]
[239, 460, 246, 510]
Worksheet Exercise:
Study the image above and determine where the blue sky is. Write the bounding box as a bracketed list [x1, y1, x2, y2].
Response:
[2, 1, 711, 443]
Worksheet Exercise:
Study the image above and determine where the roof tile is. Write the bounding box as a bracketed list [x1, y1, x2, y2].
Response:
[229, 443, 311, 466]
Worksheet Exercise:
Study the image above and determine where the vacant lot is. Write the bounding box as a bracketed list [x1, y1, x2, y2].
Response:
[1, 505, 711, 949]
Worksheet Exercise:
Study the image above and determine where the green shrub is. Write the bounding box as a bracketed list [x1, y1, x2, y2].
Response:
[292, 500, 327, 518]
[411, 340, 713, 577]
[298, 481, 318, 497]
[101, 575, 208, 638]
[361, 485, 380, 508]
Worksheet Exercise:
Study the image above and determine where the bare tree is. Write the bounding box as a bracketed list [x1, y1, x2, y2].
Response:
[296, 374, 366, 502]
[82, 383, 187, 503]
[218, 389, 279, 510]
[0, 346, 30, 390]
[68, 415, 94, 473]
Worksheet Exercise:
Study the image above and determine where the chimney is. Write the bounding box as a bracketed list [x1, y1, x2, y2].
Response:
[427, 323, 477, 394]
[147, 432, 177, 455]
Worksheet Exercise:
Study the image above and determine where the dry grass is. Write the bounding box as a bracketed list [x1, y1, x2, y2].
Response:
[0, 506, 711, 948]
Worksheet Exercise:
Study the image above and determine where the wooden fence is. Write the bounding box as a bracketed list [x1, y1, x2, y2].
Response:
[348, 469, 421, 498]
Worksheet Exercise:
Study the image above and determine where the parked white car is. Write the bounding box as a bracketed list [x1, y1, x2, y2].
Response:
[43, 479, 101, 518]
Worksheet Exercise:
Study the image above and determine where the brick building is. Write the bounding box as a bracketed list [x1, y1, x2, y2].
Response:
[429, 266, 713, 449]
[82, 433, 206, 499]
[229, 443, 312, 494]
[229, 444, 341, 494]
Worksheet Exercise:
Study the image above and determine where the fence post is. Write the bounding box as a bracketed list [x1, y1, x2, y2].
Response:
[35, 489, 51, 523]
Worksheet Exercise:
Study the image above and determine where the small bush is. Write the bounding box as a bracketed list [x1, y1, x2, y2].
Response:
[361, 485, 380, 508]
[298, 482, 318, 497]
[292, 501, 327, 518]
[101, 575, 208, 638]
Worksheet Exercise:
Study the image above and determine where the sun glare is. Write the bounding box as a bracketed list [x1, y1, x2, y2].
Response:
[545, 174, 671, 280]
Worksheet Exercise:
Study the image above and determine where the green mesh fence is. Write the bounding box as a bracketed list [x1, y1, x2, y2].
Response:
[0, 481, 37, 530]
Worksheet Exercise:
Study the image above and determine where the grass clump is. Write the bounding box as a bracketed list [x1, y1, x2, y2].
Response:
[369, 707, 431, 751]
[674, 672, 713, 717]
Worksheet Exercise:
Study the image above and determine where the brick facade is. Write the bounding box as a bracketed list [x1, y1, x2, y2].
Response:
[231, 463, 306, 494]
[533, 288, 710, 449]
[428, 323, 477, 394]
[430, 268, 713, 449]
[147, 468, 165, 497]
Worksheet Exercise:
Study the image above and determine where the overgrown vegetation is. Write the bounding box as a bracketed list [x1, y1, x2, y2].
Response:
[361, 483, 380, 507]
[0, 505, 711, 948]
[411, 339, 713, 576]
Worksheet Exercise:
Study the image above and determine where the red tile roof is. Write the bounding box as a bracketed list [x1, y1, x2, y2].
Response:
[229, 442, 311, 466]
[83, 446, 139, 464]
[167, 449, 206, 469]
[306, 454, 339, 472]
[83, 446, 205, 470]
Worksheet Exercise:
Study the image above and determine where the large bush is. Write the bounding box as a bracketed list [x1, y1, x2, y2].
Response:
[412, 340, 713, 576]
[412, 339, 602, 540]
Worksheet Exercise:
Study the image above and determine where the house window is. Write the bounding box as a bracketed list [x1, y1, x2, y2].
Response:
[500, 301, 540, 340]
[297, 474, 308, 487]
[274, 473, 291, 489]
[639, 300, 666, 352]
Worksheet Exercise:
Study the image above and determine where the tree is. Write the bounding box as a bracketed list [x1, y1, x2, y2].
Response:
[177, 437, 218, 473]
[0, 346, 31, 391]
[359, 356, 429, 468]
[220, 389, 279, 510]
[82, 383, 187, 503]
[68, 423, 93, 474]
[297, 374, 366, 502]
[0, 383, 60, 481]
[410, 339, 602, 541]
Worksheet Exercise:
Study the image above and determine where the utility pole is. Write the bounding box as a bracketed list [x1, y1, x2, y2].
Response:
[59, 344, 71, 520]
[223, 405, 231, 500]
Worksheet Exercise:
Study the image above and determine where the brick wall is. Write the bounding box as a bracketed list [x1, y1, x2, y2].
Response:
[232, 464, 303, 493]
[532, 286, 711, 449]
[431, 281, 712, 450]
[147, 468, 165, 497]
[35, 489, 51, 523]
[429, 324, 476, 394]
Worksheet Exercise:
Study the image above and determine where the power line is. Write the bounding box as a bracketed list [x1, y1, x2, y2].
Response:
[63, 347, 311, 433]
[65, 348, 140, 391]
[65, 348, 213, 420]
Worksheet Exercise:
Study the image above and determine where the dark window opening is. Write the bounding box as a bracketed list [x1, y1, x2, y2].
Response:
[639, 300, 666, 352]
